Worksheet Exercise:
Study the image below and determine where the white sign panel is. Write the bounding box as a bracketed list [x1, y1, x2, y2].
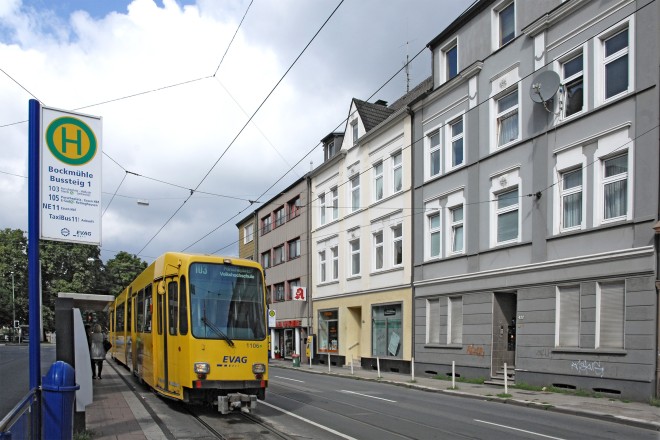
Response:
[40, 106, 102, 244]
[268, 309, 276, 328]
[292, 286, 306, 301]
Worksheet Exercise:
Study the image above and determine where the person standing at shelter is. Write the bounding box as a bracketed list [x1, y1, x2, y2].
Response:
[90, 324, 105, 379]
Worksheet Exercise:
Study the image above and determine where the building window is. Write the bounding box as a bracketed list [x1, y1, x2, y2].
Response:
[349, 238, 360, 276]
[447, 296, 463, 345]
[374, 162, 384, 201]
[352, 121, 358, 144]
[350, 175, 360, 212]
[445, 43, 458, 80]
[597, 281, 625, 349]
[561, 168, 583, 230]
[274, 283, 285, 302]
[288, 238, 300, 260]
[243, 223, 254, 244]
[325, 140, 336, 161]
[287, 196, 301, 220]
[427, 298, 440, 344]
[273, 245, 284, 265]
[331, 187, 339, 220]
[261, 250, 271, 268]
[318, 309, 338, 353]
[496, 188, 519, 243]
[449, 117, 464, 168]
[319, 193, 326, 225]
[603, 28, 629, 100]
[556, 285, 580, 348]
[374, 231, 383, 271]
[331, 246, 339, 280]
[496, 89, 519, 147]
[319, 250, 326, 283]
[372, 304, 402, 358]
[429, 131, 441, 177]
[392, 224, 402, 266]
[450, 206, 464, 253]
[602, 153, 628, 220]
[392, 152, 402, 193]
[561, 53, 584, 118]
[261, 215, 271, 235]
[274, 206, 285, 228]
[498, 2, 515, 47]
[429, 212, 441, 258]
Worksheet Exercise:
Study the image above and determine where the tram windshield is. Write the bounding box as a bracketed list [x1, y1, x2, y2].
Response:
[189, 263, 266, 341]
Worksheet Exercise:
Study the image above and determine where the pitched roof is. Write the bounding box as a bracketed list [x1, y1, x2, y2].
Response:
[353, 99, 396, 132]
[388, 76, 433, 110]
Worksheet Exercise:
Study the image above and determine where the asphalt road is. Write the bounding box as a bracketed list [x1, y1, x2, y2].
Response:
[0, 343, 56, 420]
[259, 365, 657, 440]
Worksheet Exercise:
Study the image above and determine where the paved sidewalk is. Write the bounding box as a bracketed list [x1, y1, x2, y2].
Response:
[272, 358, 660, 432]
[84, 359, 164, 440]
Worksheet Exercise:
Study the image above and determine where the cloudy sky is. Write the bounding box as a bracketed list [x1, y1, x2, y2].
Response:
[0, 0, 469, 263]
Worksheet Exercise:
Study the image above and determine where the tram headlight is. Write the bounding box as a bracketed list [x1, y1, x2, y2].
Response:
[194, 362, 210, 375]
[252, 363, 266, 374]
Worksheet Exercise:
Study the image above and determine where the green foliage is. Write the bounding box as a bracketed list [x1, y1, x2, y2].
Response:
[0, 228, 146, 331]
[649, 397, 660, 407]
[432, 374, 486, 384]
[497, 393, 512, 398]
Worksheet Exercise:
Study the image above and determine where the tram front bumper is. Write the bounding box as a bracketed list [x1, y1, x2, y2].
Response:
[218, 393, 257, 414]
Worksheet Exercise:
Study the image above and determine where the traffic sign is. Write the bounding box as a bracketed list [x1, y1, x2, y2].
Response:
[40, 106, 102, 245]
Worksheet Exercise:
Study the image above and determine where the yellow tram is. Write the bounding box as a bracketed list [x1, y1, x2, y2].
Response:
[108, 252, 268, 413]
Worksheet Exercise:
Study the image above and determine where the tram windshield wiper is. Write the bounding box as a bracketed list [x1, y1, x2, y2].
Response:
[201, 315, 234, 347]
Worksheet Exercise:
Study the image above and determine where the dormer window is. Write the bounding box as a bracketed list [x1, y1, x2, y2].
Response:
[325, 140, 336, 161]
[492, 1, 515, 50]
[445, 44, 458, 80]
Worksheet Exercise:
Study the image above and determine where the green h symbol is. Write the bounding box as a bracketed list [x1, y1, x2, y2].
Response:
[60, 126, 82, 155]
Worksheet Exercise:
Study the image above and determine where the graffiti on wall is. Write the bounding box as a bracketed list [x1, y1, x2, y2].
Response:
[466, 345, 485, 357]
[570, 360, 605, 377]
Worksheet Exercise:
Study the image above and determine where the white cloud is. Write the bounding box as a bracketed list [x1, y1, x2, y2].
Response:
[1, 0, 468, 263]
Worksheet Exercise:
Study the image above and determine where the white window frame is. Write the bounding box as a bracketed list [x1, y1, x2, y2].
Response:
[494, 88, 520, 149]
[490, 169, 521, 247]
[449, 205, 464, 254]
[428, 130, 441, 179]
[428, 211, 441, 259]
[349, 237, 360, 277]
[318, 250, 327, 283]
[331, 187, 339, 221]
[439, 37, 459, 83]
[601, 152, 629, 222]
[492, 0, 515, 51]
[553, 146, 586, 235]
[595, 281, 625, 349]
[319, 193, 326, 225]
[559, 167, 584, 232]
[352, 120, 358, 144]
[447, 296, 463, 345]
[446, 114, 465, 170]
[331, 245, 339, 280]
[374, 161, 384, 202]
[392, 151, 403, 193]
[595, 18, 634, 106]
[557, 46, 587, 120]
[555, 285, 580, 348]
[373, 230, 384, 271]
[392, 223, 403, 266]
[593, 128, 633, 226]
[350, 174, 360, 212]
[243, 223, 254, 244]
[495, 188, 519, 244]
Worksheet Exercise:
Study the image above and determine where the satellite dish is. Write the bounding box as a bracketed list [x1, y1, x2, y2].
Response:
[530, 70, 561, 103]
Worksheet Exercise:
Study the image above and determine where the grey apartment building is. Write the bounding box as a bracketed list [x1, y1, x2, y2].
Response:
[411, 0, 659, 400]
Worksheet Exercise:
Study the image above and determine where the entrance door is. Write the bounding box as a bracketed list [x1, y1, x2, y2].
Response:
[491, 292, 517, 376]
[283, 329, 293, 358]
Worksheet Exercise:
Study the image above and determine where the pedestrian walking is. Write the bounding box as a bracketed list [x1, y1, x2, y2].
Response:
[89, 323, 105, 380]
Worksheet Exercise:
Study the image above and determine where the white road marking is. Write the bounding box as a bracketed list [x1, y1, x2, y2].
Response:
[273, 375, 305, 383]
[474, 419, 567, 440]
[340, 390, 397, 402]
[260, 400, 358, 440]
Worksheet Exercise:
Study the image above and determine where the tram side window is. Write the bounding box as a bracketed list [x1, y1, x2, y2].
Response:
[144, 285, 153, 333]
[127, 296, 132, 333]
[116, 303, 125, 332]
[168, 280, 178, 336]
[157, 293, 163, 335]
[179, 276, 188, 335]
[137, 289, 145, 332]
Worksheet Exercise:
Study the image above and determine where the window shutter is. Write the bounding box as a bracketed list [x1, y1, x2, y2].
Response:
[599, 282, 624, 348]
[449, 297, 463, 344]
[558, 286, 579, 347]
[427, 299, 440, 344]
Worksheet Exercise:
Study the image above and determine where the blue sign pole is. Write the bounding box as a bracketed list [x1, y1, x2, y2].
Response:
[28, 99, 41, 392]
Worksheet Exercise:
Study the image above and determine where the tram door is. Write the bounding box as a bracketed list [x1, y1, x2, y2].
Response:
[166, 279, 179, 393]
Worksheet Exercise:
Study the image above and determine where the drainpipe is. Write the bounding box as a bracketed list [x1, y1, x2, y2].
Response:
[654, 220, 660, 398]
